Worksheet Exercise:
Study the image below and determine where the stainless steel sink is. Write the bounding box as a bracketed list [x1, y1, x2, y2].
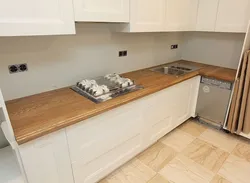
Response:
[150, 63, 201, 77]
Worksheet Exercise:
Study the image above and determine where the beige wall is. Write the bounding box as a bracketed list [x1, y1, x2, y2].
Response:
[181, 32, 245, 69]
[0, 26, 245, 101]
[0, 24, 182, 101]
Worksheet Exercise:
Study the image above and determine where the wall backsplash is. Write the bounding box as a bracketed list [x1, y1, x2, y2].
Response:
[182, 32, 245, 69]
[0, 24, 246, 101]
[0, 24, 182, 100]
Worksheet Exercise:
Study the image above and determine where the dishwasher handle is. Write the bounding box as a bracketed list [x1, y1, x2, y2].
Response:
[201, 77, 233, 90]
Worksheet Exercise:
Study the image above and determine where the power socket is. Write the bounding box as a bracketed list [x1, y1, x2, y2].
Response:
[8, 63, 28, 74]
[119, 50, 128, 57]
[171, 44, 178, 49]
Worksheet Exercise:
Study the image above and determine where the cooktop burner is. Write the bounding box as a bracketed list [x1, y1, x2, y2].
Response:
[71, 74, 143, 103]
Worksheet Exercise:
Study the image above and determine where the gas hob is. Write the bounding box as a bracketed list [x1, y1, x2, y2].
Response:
[71, 74, 143, 103]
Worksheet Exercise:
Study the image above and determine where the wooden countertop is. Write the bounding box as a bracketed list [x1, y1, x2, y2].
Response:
[6, 60, 236, 145]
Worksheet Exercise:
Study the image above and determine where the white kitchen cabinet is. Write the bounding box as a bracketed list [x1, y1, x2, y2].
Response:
[0, 146, 24, 183]
[165, 0, 199, 31]
[73, 0, 129, 22]
[129, 0, 166, 32]
[143, 76, 200, 146]
[66, 77, 200, 183]
[0, 0, 75, 36]
[143, 87, 175, 146]
[215, 0, 250, 33]
[19, 130, 74, 183]
[196, 0, 219, 31]
[120, 0, 198, 32]
[66, 100, 144, 183]
[172, 76, 200, 125]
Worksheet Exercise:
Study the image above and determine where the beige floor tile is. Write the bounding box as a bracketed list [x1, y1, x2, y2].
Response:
[103, 158, 156, 183]
[210, 175, 231, 183]
[159, 154, 214, 183]
[160, 129, 195, 152]
[147, 174, 170, 183]
[232, 141, 250, 162]
[218, 155, 250, 183]
[182, 139, 229, 173]
[199, 129, 238, 152]
[178, 119, 207, 137]
[137, 142, 176, 172]
[99, 179, 109, 183]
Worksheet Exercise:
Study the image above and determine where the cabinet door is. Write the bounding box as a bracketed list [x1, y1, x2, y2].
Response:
[0, 0, 75, 36]
[196, 0, 219, 31]
[166, 0, 199, 31]
[216, 0, 250, 32]
[172, 77, 200, 127]
[66, 100, 144, 183]
[73, 0, 129, 22]
[19, 130, 74, 183]
[72, 135, 142, 183]
[142, 88, 175, 146]
[129, 0, 165, 32]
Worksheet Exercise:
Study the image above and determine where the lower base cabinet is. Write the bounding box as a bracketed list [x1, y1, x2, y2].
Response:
[72, 135, 142, 183]
[66, 76, 200, 183]
[18, 76, 200, 183]
[18, 130, 74, 183]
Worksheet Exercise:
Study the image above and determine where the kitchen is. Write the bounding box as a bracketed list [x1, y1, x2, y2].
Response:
[0, 0, 250, 183]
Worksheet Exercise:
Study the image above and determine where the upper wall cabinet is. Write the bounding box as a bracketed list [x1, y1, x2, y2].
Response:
[129, 0, 165, 32]
[0, 0, 75, 36]
[120, 0, 198, 32]
[73, 0, 129, 22]
[215, 0, 250, 32]
[165, 0, 199, 31]
[196, 0, 219, 31]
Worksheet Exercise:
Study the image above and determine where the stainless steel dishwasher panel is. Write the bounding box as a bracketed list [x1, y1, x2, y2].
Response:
[196, 77, 233, 125]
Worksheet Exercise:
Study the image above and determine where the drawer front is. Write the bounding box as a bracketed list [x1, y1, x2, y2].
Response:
[66, 101, 143, 163]
[72, 135, 142, 183]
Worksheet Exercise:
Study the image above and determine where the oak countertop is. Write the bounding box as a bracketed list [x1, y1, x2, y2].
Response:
[6, 60, 237, 145]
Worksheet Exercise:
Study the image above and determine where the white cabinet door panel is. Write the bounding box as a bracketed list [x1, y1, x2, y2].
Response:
[216, 0, 250, 32]
[19, 130, 74, 183]
[0, 0, 75, 36]
[149, 116, 172, 143]
[129, 0, 165, 32]
[66, 100, 143, 163]
[173, 80, 193, 123]
[196, 0, 219, 31]
[73, 0, 129, 22]
[171, 77, 200, 127]
[72, 135, 142, 183]
[189, 76, 201, 117]
[166, 0, 198, 31]
[188, 0, 199, 31]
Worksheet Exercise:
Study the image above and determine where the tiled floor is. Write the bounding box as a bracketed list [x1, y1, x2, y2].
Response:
[99, 119, 250, 183]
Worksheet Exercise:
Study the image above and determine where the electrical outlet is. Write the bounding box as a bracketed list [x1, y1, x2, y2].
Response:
[8, 63, 28, 74]
[8, 65, 18, 74]
[119, 50, 128, 57]
[19, 64, 28, 72]
[123, 50, 127, 56]
[119, 51, 123, 57]
[171, 44, 178, 49]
